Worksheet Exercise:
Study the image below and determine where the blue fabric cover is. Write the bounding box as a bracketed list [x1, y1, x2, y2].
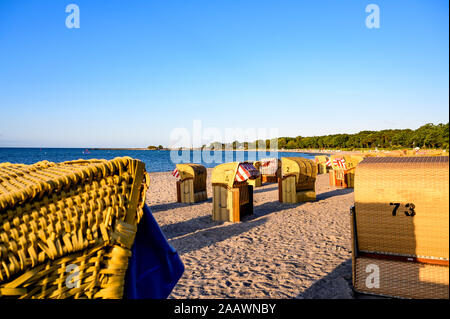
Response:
[124, 204, 184, 299]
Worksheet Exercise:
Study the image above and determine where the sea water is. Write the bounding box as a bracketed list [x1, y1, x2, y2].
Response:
[0, 148, 319, 172]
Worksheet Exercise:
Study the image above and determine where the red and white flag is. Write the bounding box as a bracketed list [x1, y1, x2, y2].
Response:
[172, 168, 180, 178]
[332, 158, 347, 169]
[326, 159, 332, 167]
[235, 163, 260, 182]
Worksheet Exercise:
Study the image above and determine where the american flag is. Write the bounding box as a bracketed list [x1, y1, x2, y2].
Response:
[172, 168, 180, 178]
[332, 158, 347, 169]
[235, 163, 260, 182]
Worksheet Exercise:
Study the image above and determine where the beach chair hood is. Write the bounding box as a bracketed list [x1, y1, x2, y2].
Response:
[281, 157, 317, 190]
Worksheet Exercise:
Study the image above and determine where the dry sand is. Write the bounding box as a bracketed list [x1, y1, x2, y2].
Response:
[146, 169, 356, 299]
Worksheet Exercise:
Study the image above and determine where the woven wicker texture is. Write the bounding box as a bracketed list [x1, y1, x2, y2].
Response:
[354, 156, 449, 260]
[281, 157, 317, 191]
[211, 162, 240, 188]
[0, 157, 149, 299]
[354, 257, 449, 299]
[176, 164, 206, 193]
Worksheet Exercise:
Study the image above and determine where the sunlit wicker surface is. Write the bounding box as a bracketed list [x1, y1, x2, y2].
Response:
[0, 157, 149, 298]
[354, 156, 449, 259]
[353, 156, 449, 299]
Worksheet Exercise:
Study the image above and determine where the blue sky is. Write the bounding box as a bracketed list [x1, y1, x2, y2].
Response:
[0, 0, 448, 148]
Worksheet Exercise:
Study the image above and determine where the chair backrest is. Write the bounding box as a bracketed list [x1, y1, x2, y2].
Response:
[355, 156, 449, 259]
[176, 163, 207, 192]
[211, 162, 240, 188]
[281, 157, 317, 191]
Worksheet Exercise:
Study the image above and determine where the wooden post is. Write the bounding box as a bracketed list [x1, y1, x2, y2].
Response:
[176, 180, 181, 203]
[278, 177, 283, 203]
[232, 188, 240, 222]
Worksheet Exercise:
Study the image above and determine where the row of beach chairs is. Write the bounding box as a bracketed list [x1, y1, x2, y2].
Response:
[173, 155, 449, 299]
[0, 155, 448, 299]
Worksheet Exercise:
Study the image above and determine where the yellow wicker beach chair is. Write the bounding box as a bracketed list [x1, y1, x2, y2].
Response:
[328, 155, 365, 188]
[278, 157, 317, 203]
[315, 155, 329, 175]
[175, 164, 207, 203]
[352, 156, 449, 299]
[211, 162, 253, 223]
[0, 157, 150, 299]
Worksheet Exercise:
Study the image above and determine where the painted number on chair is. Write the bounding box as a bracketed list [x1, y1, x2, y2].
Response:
[66, 264, 80, 289]
[389, 203, 416, 217]
[365, 264, 380, 289]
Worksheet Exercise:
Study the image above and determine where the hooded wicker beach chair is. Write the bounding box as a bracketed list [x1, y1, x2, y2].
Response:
[278, 157, 317, 203]
[175, 164, 207, 204]
[0, 157, 150, 299]
[328, 155, 365, 188]
[315, 155, 329, 175]
[352, 156, 449, 299]
[259, 158, 281, 184]
[211, 162, 258, 222]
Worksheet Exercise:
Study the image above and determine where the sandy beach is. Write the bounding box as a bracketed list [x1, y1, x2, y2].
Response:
[146, 169, 356, 299]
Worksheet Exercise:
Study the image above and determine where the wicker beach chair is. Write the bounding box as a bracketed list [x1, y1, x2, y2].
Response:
[328, 155, 364, 188]
[315, 155, 329, 175]
[259, 158, 281, 184]
[175, 164, 207, 203]
[246, 161, 262, 188]
[352, 156, 449, 299]
[278, 157, 317, 203]
[211, 162, 257, 222]
[0, 157, 150, 299]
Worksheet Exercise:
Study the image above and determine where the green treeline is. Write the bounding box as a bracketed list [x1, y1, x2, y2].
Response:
[207, 122, 449, 150]
[278, 123, 449, 150]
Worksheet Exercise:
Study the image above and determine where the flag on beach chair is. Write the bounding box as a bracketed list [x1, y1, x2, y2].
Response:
[332, 158, 347, 169]
[235, 163, 260, 182]
[172, 168, 180, 178]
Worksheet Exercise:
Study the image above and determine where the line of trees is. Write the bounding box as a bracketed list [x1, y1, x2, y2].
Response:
[277, 123, 449, 150]
[147, 145, 164, 150]
[206, 122, 449, 150]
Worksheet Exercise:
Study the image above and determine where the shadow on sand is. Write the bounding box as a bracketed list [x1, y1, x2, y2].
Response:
[253, 186, 278, 194]
[150, 198, 212, 212]
[297, 259, 355, 299]
[316, 188, 353, 201]
[167, 216, 268, 255]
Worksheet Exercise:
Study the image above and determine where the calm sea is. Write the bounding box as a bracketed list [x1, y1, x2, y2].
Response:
[0, 148, 321, 172]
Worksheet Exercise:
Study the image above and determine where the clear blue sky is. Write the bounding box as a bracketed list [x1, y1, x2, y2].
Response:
[0, 0, 448, 148]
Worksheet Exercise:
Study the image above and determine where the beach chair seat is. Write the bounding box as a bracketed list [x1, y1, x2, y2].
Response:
[351, 156, 449, 299]
[0, 157, 150, 299]
[211, 162, 257, 222]
[175, 164, 207, 203]
[278, 157, 317, 203]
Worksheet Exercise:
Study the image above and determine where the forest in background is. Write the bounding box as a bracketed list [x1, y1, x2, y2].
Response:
[206, 122, 449, 151]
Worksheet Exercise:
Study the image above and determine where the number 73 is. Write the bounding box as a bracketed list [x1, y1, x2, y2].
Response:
[389, 203, 416, 216]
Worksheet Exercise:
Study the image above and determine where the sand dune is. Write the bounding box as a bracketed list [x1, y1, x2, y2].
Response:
[146, 169, 355, 299]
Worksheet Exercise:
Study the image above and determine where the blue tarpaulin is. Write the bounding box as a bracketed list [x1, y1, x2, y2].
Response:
[124, 204, 184, 299]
